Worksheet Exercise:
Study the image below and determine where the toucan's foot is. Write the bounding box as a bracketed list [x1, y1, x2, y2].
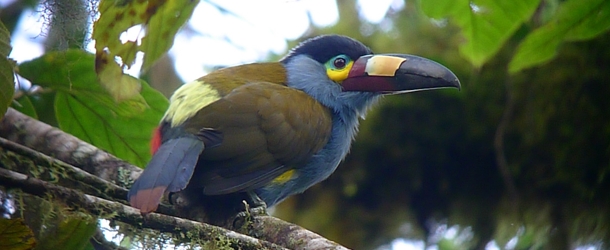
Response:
[243, 191, 268, 216]
[232, 192, 268, 229]
[247, 191, 267, 209]
[245, 203, 268, 217]
[235, 200, 268, 218]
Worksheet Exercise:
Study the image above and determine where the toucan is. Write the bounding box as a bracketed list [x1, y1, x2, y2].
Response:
[127, 35, 460, 214]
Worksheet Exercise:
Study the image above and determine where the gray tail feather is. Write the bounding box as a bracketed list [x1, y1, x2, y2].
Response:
[127, 136, 205, 213]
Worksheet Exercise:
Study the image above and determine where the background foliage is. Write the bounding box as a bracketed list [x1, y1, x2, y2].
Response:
[1, 0, 609, 249]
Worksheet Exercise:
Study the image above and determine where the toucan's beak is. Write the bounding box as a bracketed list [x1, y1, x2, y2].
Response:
[342, 54, 461, 94]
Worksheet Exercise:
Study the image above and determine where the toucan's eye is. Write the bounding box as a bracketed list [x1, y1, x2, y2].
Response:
[326, 55, 351, 70]
[333, 57, 346, 69]
[325, 54, 354, 82]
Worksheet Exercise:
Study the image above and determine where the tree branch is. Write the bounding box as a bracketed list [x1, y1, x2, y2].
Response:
[0, 168, 286, 250]
[0, 108, 349, 249]
[0, 137, 128, 202]
[494, 77, 519, 206]
[0, 108, 141, 187]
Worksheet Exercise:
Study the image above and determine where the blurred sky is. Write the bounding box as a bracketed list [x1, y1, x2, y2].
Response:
[8, 0, 403, 81]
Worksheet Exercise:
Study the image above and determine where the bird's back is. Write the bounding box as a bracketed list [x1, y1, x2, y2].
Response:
[163, 63, 334, 197]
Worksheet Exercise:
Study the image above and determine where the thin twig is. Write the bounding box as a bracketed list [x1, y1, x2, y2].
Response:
[90, 229, 130, 250]
[494, 76, 519, 206]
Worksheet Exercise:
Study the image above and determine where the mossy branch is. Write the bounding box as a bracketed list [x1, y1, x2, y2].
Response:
[0, 168, 284, 249]
[0, 137, 127, 202]
[0, 108, 349, 250]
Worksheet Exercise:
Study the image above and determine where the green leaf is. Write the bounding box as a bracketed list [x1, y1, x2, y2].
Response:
[19, 50, 168, 167]
[11, 94, 38, 119]
[140, 0, 199, 70]
[0, 218, 36, 250]
[420, 0, 541, 67]
[509, 0, 610, 73]
[20, 50, 147, 117]
[0, 21, 14, 120]
[36, 217, 97, 250]
[419, 0, 457, 18]
[29, 92, 58, 126]
[55, 81, 166, 167]
[564, 0, 610, 41]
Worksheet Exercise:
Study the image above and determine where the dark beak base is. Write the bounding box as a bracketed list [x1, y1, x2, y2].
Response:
[342, 54, 460, 94]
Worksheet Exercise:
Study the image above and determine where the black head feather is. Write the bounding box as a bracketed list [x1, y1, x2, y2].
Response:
[281, 35, 373, 64]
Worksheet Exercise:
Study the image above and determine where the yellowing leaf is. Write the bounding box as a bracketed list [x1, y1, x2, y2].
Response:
[140, 0, 199, 70]
[92, 0, 199, 102]
[0, 218, 36, 250]
[93, 0, 148, 69]
[0, 21, 14, 120]
[95, 51, 143, 104]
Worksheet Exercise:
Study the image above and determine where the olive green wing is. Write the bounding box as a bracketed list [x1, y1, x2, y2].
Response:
[183, 82, 333, 195]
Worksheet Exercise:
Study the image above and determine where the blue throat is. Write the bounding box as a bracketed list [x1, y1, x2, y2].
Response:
[255, 55, 381, 206]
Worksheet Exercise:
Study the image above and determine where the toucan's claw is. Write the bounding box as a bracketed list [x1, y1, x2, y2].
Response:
[232, 195, 268, 229]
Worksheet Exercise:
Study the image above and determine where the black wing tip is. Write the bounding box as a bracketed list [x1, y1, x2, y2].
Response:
[198, 128, 223, 148]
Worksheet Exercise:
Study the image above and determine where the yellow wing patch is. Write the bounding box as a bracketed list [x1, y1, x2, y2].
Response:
[272, 169, 297, 184]
[163, 80, 220, 127]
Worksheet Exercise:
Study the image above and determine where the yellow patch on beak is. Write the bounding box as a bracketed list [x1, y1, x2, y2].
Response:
[365, 55, 406, 77]
[326, 60, 354, 82]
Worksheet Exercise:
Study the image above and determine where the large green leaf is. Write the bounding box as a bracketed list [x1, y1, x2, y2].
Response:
[29, 92, 58, 127]
[19, 51, 149, 117]
[509, 0, 610, 73]
[420, 0, 541, 67]
[11, 94, 38, 119]
[0, 21, 14, 120]
[0, 218, 36, 250]
[54, 82, 166, 167]
[19, 50, 168, 167]
[564, 0, 610, 41]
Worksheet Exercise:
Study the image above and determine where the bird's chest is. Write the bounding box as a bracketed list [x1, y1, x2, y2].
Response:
[303, 118, 357, 183]
[257, 115, 358, 205]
